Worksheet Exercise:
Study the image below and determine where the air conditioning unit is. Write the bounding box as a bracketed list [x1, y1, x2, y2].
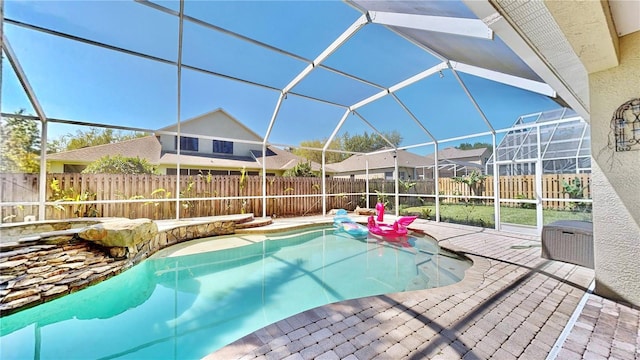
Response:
[541, 220, 594, 269]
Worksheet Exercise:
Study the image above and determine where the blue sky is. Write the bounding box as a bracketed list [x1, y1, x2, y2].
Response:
[1, 0, 561, 152]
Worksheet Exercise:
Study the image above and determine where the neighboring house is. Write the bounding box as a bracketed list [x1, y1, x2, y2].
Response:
[329, 147, 490, 181]
[421, 147, 490, 178]
[47, 136, 162, 173]
[330, 149, 428, 180]
[46, 109, 319, 176]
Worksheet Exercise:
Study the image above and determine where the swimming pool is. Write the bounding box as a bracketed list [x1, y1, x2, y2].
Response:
[0, 226, 470, 359]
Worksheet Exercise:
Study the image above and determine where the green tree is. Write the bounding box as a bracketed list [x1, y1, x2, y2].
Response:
[49, 127, 145, 152]
[453, 170, 487, 202]
[283, 161, 317, 177]
[455, 142, 493, 153]
[0, 110, 41, 173]
[341, 130, 402, 153]
[82, 155, 157, 174]
[562, 176, 589, 211]
[293, 131, 403, 164]
[291, 138, 345, 164]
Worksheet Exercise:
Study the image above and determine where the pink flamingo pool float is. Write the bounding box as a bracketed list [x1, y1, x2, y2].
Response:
[367, 202, 417, 239]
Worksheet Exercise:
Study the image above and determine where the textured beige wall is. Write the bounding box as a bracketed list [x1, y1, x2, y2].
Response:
[544, 0, 619, 73]
[48, 162, 64, 173]
[160, 111, 262, 156]
[589, 31, 640, 306]
[332, 167, 417, 180]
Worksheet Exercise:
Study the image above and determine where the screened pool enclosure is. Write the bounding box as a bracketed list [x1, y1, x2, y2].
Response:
[0, 0, 592, 235]
[486, 108, 591, 176]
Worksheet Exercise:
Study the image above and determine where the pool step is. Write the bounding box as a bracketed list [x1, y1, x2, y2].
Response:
[235, 217, 273, 230]
[415, 256, 467, 287]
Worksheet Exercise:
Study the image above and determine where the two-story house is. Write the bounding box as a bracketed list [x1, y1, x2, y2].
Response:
[46, 109, 318, 176]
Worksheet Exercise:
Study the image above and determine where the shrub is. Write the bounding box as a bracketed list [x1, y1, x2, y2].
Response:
[283, 161, 317, 177]
[516, 194, 536, 209]
[562, 177, 590, 212]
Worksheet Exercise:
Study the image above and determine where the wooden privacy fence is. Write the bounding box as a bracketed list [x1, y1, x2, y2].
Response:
[0, 174, 367, 221]
[0, 173, 591, 222]
[437, 174, 591, 210]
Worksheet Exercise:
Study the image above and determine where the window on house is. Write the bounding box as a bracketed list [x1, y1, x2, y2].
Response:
[213, 140, 233, 154]
[166, 168, 190, 175]
[63, 164, 86, 173]
[175, 136, 198, 151]
[384, 171, 393, 180]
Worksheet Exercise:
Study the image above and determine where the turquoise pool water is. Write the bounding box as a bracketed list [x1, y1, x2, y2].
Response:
[0, 227, 470, 359]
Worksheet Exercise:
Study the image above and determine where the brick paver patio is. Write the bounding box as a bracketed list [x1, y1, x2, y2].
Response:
[206, 219, 639, 359]
[557, 294, 639, 360]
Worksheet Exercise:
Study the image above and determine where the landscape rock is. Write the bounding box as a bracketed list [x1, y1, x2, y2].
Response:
[78, 219, 158, 249]
[1, 288, 39, 303]
[12, 277, 44, 290]
[40, 274, 67, 285]
[92, 265, 114, 274]
[0, 275, 16, 284]
[354, 206, 375, 215]
[26, 265, 52, 274]
[0, 259, 28, 270]
[0, 294, 41, 311]
[41, 235, 75, 245]
[109, 247, 127, 259]
[42, 285, 68, 297]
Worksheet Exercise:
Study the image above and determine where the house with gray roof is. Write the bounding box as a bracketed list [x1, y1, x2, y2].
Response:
[329, 146, 490, 180]
[330, 149, 428, 180]
[421, 147, 491, 178]
[46, 109, 319, 176]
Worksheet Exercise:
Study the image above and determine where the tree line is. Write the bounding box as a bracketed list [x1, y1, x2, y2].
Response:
[0, 111, 153, 174]
[291, 130, 402, 164]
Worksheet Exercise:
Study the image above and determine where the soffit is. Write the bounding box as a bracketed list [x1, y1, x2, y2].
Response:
[543, 0, 619, 74]
[609, 0, 640, 37]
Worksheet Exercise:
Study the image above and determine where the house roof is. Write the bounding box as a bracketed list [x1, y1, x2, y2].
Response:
[158, 146, 322, 172]
[46, 133, 319, 172]
[433, 159, 484, 170]
[330, 149, 426, 173]
[253, 146, 325, 172]
[423, 147, 490, 165]
[45, 136, 162, 164]
[158, 152, 259, 169]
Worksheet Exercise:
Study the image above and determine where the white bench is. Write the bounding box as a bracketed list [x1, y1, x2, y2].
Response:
[541, 220, 594, 269]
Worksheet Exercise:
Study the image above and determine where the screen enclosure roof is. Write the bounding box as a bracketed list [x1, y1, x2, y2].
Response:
[1, 0, 574, 154]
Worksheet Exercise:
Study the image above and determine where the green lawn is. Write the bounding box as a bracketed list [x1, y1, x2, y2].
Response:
[401, 203, 592, 228]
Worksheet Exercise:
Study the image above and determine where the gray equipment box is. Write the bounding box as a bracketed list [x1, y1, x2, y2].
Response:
[541, 220, 594, 269]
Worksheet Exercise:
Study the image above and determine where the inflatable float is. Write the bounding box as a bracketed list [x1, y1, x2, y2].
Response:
[367, 203, 417, 239]
[333, 209, 369, 239]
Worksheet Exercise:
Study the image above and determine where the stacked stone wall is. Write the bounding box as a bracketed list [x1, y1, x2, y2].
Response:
[0, 218, 236, 316]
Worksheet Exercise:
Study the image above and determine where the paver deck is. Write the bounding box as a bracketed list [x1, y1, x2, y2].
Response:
[207, 219, 639, 359]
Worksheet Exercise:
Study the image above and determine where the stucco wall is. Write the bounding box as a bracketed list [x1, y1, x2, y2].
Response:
[589, 31, 640, 306]
[49, 162, 64, 173]
[332, 167, 417, 180]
